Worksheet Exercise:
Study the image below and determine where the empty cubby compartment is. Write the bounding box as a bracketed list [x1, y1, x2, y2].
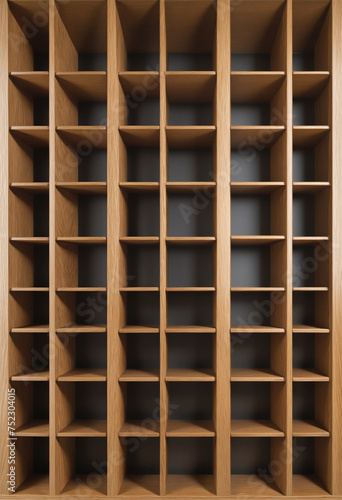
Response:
[126, 245, 159, 287]
[231, 1, 286, 71]
[33, 149, 49, 182]
[125, 96, 159, 126]
[125, 291, 160, 326]
[78, 150, 107, 182]
[293, 194, 328, 237]
[9, 291, 50, 328]
[231, 382, 273, 420]
[231, 291, 284, 329]
[231, 246, 271, 287]
[293, 244, 329, 288]
[231, 334, 270, 369]
[13, 380, 49, 421]
[74, 333, 107, 370]
[125, 333, 160, 370]
[231, 195, 271, 236]
[167, 382, 212, 421]
[127, 192, 160, 237]
[167, 333, 212, 369]
[168, 148, 213, 182]
[167, 291, 213, 327]
[78, 54, 107, 71]
[167, 438, 213, 474]
[168, 102, 212, 126]
[78, 195, 107, 237]
[127, 147, 159, 182]
[292, 291, 329, 327]
[168, 193, 213, 237]
[293, 382, 316, 420]
[12, 333, 50, 375]
[15, 437, 49, 493]
[77, 246, 107, 288]
[9, 244, 49, 288]
[121, 438, 159, 475]
[168, 246, 213, 288]
[8, 1, 49, 72]
[58, 382, 107, 421]
[125, 382, 160, 421]
[293, 148, 316, 182]
[231, 149, 271, 182]
[231, 103, 272, 126]
[166, 1, 216, 71]
[78, 101, 107, 126]
[293, 334, 315, 370]
[74, 291, 108, 325]
[292, 436, 329, 494]
[116, 0, 159, 71]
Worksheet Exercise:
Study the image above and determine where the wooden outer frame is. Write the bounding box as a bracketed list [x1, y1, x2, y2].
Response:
[0, 0, 341, 498]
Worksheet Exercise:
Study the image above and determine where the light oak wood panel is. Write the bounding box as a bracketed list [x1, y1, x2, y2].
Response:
[293, 0, 330, 53]
[231, 474, 283, 497]
[231, 235, 285, 245]
[120, 236, 160, 245]
[57, 369, 107, 382]
[57, 420, 107, 437]
[231, 419, 284, 437]
[231, 287, 285, 292]
[56, 126, 107, 148]
[10, 182, 49, 194]
[165, 325, 216, 334]
[119, 72, 160, 98]
[15, 420, 49, 437]
[293, 420, 330, 437]
[10, 237, 49, 245]
[10, 126, 49, 147]
[11, 370, 49, 382]
[231, 368, 284, 382]
[165, 368, 215, 382]
[293, 368, 329, 382]
[119, 369, 160, 382]
[119, 181, 160, 192]
[56, 324, 106, 333]
[119, 126, 160, 147]
[56, 72, 107, 101]
[56, 237, 107, 245]
[292, 475, 329, 497]
[231, 72, 285, 103]
[293, 181, 330, 193]
[293, 324, 329, 334]
[166, 181, 216, 192]
[119, 475, 160, 497]
[11, 325, 50, 333]
[231, 126, 285, 149]
[10, 72, 49, 96]
[231, 182, 285, 194]
[293, 72, 330, 98]
[231, 325, 285, 334]
[293, 236, 329, 245]
[56, 182, 107, 194]
[60, 475, 107, 497]
[119, 325, 159, 334]
[166, 126, 216, 148]
[15, 475, 50, 496]
[166, 420, 215, 437]
[293, 125, 330, 147]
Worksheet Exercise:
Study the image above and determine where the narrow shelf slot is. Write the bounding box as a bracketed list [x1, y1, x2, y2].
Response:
[10, 126, 49, 147]
[293, 126, 330, 147]
[293, 368, 329, 382]
[231, 420, 284, 437]
[10, 71, 49, 95]
[166, 368, 215, 382]
[119, 421, 160, 438]
[293, 72, 330, 98]
[57, 420, 107, 437]
[10, 182, 49, 194]
[231, 72, 285, 102]
[166, 420, 215, 437]
[230, 182, 285, 194]
[56, 182, 107, 194]
[57, 126, 107, 148]
[231, 236, 285, 245]
[231, 368, 284, 382]
[56, 72, 107, 101]
[119, 126, 160, 147]
[166, 126, 216, 148]
[57, 368, 107, 382]
[292, 420, 329, 437]
[119, 369, 160, 382]
[231, 126, 285, 148]
[11, 371, 49, 382]
[15, 420, 49, 437]
[10, 237, 49, 245]
[166, 72, 216, 102]
[56, 237, 107, 245]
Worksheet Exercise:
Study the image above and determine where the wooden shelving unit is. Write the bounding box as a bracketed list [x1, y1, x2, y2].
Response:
[1, 0, 341, 498]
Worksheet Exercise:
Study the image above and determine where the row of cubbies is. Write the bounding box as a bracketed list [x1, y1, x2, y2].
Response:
[6, 0, 332, 497]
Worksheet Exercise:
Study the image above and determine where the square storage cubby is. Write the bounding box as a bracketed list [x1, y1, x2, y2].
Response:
[8, 0, 49, 72]
[293, 0, 331, 71]
[167, 291, 213, 328]
[9, 191, 49, 238]
[78, 150, 107, 182]
[11, 333, 50, 378]
[120, 75, 159, 126]
[168, 193, 213, 237]
[14, 437, 49, 495]
[9, 243, 49, 289]
[231, 149, 271, 183]
[231, 333, 271, 368]
[293, 192, 329, 237]
[232, 246, 273, 288]
[232, 195, 272, 236]
[125, 245, 159, 288]
[55, 290, 107, 329]
[9, 290, 50, 330]
[126, 192, 160, 237]
[168, 246, 213, 288]
[231, 1, 286, 71]
[55, 0, 107, 71]
[293, 244, 329, 288]
[292, 437, 330, 495]
[293, 333, 329, 380]
[166, 0, 216, 71]
[293, 91, 329, 126]
[293, 291, 329, 329]
[293, 133, 330, 183]
[125, 291, 160, 327]
[57, 437, 107, 496]
[167, 333, 212, 370]
[12, 381, 49, 431]
[168, 147, 213, 182]
[116, 0, 159, 71]
[9, 76, 49, 126]
[231, 291, 285, 330]
[125, 334, 160, 371]
[167, 382, 212, 421]
[127, 146, 159, 182]
[124, 382, 160, 422]
[231, 382, 284, 422]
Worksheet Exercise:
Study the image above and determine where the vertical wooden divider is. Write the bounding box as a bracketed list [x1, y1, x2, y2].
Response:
[49, 0, 56, 495]
[215, 0, 231, 495]
[331, 0, 342, 494]
[159, 0, 168, 495]
[0, 1, 9, 495]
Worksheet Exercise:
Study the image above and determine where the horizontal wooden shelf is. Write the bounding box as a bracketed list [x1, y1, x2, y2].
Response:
[119, 71, 160, 97]
[231, 71, 285, 103]
[120, 475, 160, 497]
[166, 325, 216, 333]
[119, 325, 159, 334]
[293, 368, 329, 382]
[166, 368, 215, 382]
[15, 420, 49, 437]
[166, 71, 216, 102]
[293, 324, 329, 334]
[119, 369, 160, 382]
[231, 287, 285, 292]
[57, 126, 107, 148]
[11, 324, 49, 333]
[11, 370, 49, 382]
[293, 71, 330, 98]
[293, 236, 329, 245]
[231, 325, 285, 334]
[10, 71, 49, 95]
[231, 420, 284, 437]
[231, 126, 285, 149]
[56, 324, 106, 333]
[10, 126, 49, 147]
[57, 368, 107, 382]
[10, 237, 49, 245]
[166, 237, 216, 245]
[166, 126, 216, 148]
[231, 235, 285, 245]
[231, 474, 282, 497]
[166, 420, 215, 437]
[57, 419, 107, 437]
[231, 368, 284, 382]
[166, 181, 216, 192]
[166, 475, 215, 497]
[292, 475, 329, 497]
[15, 475, 50, 496]
[293, 126, 330, 147]
[119, 420, 160, 437]
[231, 181, 285, 194]
[167, 287, 215, 292]
[120, 287, 159, 292]
[56, 182, 107, 194]
[57, 287, 107, 292]
[293, 181, 330, 193]
[57, 237, 107, 245]
[120, 236, 160, 245]
[293, 420, 330, 437]
[119, 181, 159, 192]
[10, 182, 49, 194]
[293, 287, 328, 292]
[10, 287, 49, 292]
[56, 71, 107, 101]
[119, 126, 159, 147]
